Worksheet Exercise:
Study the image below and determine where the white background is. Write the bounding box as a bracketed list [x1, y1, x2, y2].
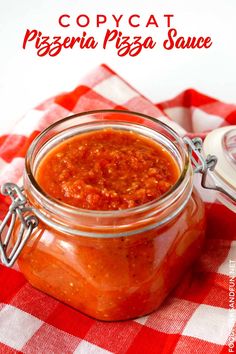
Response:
[0, 0, 235, 132]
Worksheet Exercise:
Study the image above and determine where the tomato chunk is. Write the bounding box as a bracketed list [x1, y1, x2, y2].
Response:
[36, 129, 179, 210]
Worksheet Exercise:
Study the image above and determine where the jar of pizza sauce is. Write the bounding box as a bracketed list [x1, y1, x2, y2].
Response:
[0, 110, 235, 321]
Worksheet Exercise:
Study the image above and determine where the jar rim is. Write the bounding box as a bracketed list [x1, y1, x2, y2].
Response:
[25, 109, 190, 218]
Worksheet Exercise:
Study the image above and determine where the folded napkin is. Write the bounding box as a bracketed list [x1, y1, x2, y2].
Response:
[0, 64, 235, 354]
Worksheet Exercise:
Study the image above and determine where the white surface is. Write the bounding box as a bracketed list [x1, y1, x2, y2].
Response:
[218, 241, 236, 275]
[93, 76, 139, 105]
[0, 305, 42, 350]
[0, 0, 236, 132]
[182, 304, 234, 345]
[192, 108, 224, 133]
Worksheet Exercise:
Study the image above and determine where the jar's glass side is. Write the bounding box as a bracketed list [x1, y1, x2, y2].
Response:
[24, 111, 191, 232]
[16, 189, 205, 321]
[25, 111, 189, 219]
[17, 110, 206, 321]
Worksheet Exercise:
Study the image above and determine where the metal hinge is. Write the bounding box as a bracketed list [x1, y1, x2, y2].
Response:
[0, 183, 38, 267]
[184, 137, 236, 202]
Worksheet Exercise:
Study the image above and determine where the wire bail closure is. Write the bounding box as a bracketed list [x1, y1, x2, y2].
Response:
[183, 136, 217, 174]
[0, 183, 38, 267]
[184, 137, 236, 203]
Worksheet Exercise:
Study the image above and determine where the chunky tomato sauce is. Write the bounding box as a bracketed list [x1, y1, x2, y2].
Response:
[36, 129, 179, 210]
[17, 189, 205, 321]
[15, 127, 205, 321]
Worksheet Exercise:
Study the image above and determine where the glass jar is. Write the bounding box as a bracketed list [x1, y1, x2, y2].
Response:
[0, 110, 221, 321]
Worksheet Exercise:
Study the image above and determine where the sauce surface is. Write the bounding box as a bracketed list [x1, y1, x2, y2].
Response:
[36, 129, 179, 210]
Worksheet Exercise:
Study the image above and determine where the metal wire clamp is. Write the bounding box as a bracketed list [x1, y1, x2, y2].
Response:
[0, 183, 38, 267]
[184, 137, 236, 202]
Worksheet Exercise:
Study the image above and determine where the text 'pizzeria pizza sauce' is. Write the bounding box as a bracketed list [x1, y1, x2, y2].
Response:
[36, 129, 180, 210]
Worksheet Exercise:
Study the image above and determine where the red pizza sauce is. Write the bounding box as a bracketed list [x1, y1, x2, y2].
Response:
[36, 129, 179, 210]
[16, 126, 205, 321]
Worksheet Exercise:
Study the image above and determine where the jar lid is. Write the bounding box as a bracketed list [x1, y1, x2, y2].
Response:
[203, 126, 236, 211]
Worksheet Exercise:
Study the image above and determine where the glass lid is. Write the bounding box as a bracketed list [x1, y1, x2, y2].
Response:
[203, 126, 236, 212]
[223, 128, 236, 169]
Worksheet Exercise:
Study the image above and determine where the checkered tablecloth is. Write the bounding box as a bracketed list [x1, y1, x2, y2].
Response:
[0, 64, 235, 354]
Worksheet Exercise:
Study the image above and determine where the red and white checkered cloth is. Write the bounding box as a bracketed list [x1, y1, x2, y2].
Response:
[0, 64, 235, 354]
